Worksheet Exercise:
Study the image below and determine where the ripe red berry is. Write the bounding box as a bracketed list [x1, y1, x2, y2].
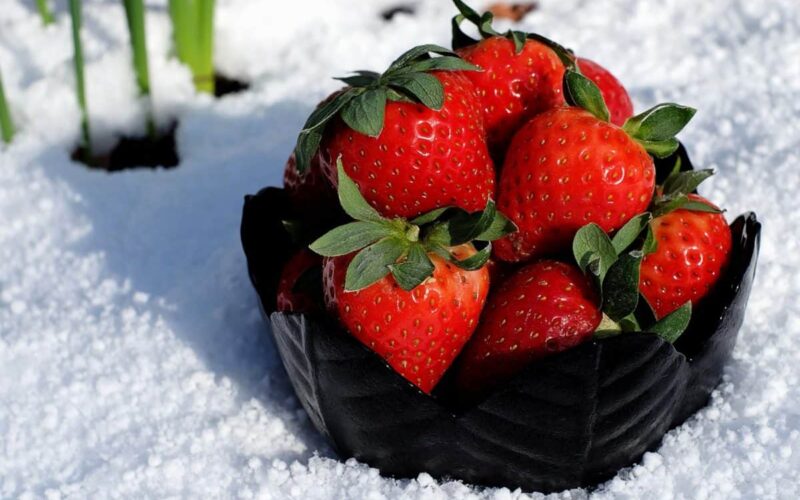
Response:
[457, 36, 565, 153]
[283, 153, 336, 215]
[323, 245, 490, 394]
[320, 71, 495, 219]
[495, 107, 655, 262]
[457, 260, 601, 396]
[640, 195, 732, 318]
[276, 249, 323, 313]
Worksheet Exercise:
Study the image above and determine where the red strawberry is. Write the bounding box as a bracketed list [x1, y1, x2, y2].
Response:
[456, 35, 565, 152]
[276, 249, 323, 313]
[639, 194, 732, 318]
[283, 152, 336, 215]
[323, 244, 489, 394]
[320, 70, 495, 219]
[456, 260, 601, 396]
[494, 107, 655, 262]
[576, 58, 633, 126]
[292, 45, 496, 220]
[450, 1, 634, 152]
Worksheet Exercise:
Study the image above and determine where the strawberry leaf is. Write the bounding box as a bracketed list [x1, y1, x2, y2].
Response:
[653, 194, 723, 217]
[619, 313, 641, 332]
[309, 221, 396, 257]
[433, 242, 492, 271]
[340, 88, 387, 138]
[386, 44, 459, 72]
[594, 313, 622, 338]
[662, 169, 714, 197]
[389, 72, 445, 110]
[623, 103, 696, 142]
[451, 13, 480, 50]
[564, 70, 610, 122]
[411, 207, 452, 225]
[611, 213, 652, 254]
[452, 0, 483, 25]
[602, 251, 643, 321]
[446, 199, 497, 245]
[510, 30, 525, 54]
[682, 199, 723, 214]
[334, 70, 380, 87]
[336, 159, 385, 223]
[293, 89, 357, 172]
[399, 56, 480, 73]
[475, 210, 517, 241]
[389, 243, 435, 290]
[649, 301, 692, 343]
[637, 138, 680, 158]
[345, 237, 407, 291]
[572, 223, 618, 284]
[642, 224, 658, 255]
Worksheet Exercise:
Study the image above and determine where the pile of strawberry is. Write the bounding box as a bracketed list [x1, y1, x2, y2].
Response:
[276, 0, 732, 399]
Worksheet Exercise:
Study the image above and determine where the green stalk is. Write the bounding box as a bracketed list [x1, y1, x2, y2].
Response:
[123, 0, 156, 139]
[195, 0, 215, 94]
[36, 0, 55, 26]
[169, 0, 215, 94]
[0, 70, 15, 144]
[69, 0, 91, 156]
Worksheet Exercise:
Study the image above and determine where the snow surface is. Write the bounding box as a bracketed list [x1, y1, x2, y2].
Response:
[1, 0, 799, 498]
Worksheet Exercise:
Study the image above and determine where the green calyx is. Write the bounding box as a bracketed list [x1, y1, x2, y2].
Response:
[292, 44, 479, 173]
[622, 103, 696, 158]
[651, 159, 724, 217]
[572, 214, 691, 343]
[451, 0, 575, 64]
[309, 158, 516, 292]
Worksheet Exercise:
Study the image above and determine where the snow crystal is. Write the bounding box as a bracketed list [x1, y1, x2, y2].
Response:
[1, 0, 799, 498]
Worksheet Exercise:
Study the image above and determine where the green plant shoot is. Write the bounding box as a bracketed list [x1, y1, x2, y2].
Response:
[69, 0, 91, 156]
[168, 0, 216, 94]
[123, 0, 156, 139]
[0, 69, 15, 144]
[36, 0, 55, 26]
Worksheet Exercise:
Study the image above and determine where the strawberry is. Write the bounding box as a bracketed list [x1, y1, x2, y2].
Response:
[450, 1, 633, 152]
[494, 107, 654, 261]
[293, 45, 495, 220]
[640, 194, 732, 318]
[576, 58, 633, 126]
[309, 161, 515, 393]
[323, 244, 489, 393]
[456, 35, 565, 153]
[456, 260, 601, 396]
[283, 152, 336, 215]
[494, 72, 696, 262]
[276, 249, 323, 313]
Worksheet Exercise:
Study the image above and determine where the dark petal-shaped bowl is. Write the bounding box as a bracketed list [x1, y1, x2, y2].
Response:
[240, 154, 761, 493]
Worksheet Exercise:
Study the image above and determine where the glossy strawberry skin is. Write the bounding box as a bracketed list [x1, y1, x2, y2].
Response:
[320, 72, 495, 219]
[276, 249, 323, 313]
[456, 260, 601, 396]
[283, 152, 336, 215]
[323, 245, 490, 394]
[495, 107, 655, 262]
[576, 58, 634, 127]
[457, 36, 565, 153]
[640, 195, 732, 318]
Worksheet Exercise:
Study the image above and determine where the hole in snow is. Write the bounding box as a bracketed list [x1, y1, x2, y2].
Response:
[71, 123, 179, 172]
[214, 73, 250, 98]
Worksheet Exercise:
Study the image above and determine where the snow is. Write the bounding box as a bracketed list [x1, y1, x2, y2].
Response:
[0, 0, 798, 498]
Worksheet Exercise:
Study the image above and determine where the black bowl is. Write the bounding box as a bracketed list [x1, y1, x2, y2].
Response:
[240, 153, 760, 493]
